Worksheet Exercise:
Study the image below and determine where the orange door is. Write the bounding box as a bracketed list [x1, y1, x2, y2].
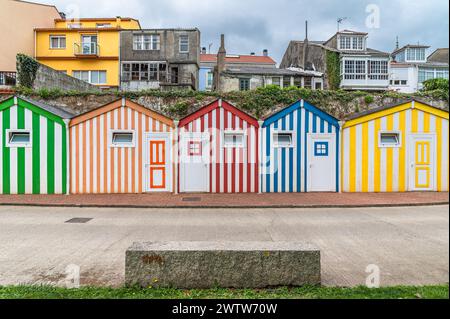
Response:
[146, 134, 171, 192]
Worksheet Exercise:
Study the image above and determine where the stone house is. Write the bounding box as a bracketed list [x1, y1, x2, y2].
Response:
[281, 29, 390, 91]
[214, 35, 323, 92]
[120, 29, 200, 91]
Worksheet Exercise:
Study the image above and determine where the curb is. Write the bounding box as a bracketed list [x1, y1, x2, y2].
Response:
[0, 202, 448, 209]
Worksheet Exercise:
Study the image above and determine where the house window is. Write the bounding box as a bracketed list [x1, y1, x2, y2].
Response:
[6, 130, 32, 148]
[273, 132, 293, 148]
[179, 35, 189, 53]
[121, 63, 167, 82]
[188, 141, 202, 156]
[133, 34, 160, 50]
[344, 60, 366, 80]
[110, 131, 135, 147]
[68, 23, 82, 28]
[304, 77, 312, 89]
[206, 71, 213, 89]
[379, 132, 401, 148]
[96, 23, 111, 28]
[406, 48, 426, 61]
[223, 132, 245, 148]
[314, 142, 329, 156]
[339, 36, 351, 50]
[73, 71, 106, 84]
[272, 77, 281, 87]
[239, 78, 250, 91]
[368, 60, 388, 80]
[50, 36, 66, 49]
[293, 76, 302, 88]
[315, 81, 323, 90]
[283, 76, 292, 88]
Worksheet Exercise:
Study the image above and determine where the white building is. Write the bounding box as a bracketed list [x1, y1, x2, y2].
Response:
[390, 46, 449, 93]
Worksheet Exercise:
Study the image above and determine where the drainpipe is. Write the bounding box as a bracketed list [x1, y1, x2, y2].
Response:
[338, 121, 344, 194]
[258, 120, 264, 194]
[174, 120, 179, 194]
[64, 119, 71, 195]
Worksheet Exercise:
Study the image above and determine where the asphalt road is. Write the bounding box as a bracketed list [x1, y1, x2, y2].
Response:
[0, 205, 448, 287]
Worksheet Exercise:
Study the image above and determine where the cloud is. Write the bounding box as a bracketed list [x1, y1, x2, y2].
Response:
[41, 0, 449, 63]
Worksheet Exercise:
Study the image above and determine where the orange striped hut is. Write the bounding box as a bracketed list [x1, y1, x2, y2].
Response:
[69, 98, 174, 194]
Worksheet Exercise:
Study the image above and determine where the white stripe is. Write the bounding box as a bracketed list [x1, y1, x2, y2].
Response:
[219, 108, 224, 193]
[24, 109, 33, 194]
[250, 126, 256, 192]
[100, 115, 105, 193]
[113, 110, 119, 193]
[368, 120, 375, 192]
[92, 117, 98, 193]
[355, 124, 363, 192]
[392, 113, 400, 192]
[40, 116, 47, 194]
[9, 106, 17, 194]
[54, 123, 63, 194]
[293, 110, 298, 192]
[127, 108, 132, 193]
[134, 111, 139, 193]
[417, 110, 424, 132]
[380, 117, 387, 192]
[106, 112, 111, 193]
[211, 109, 217, 193]
[343, 128, 350, 192]
[243, 120, 248, 193]
[85, 120, 91, 194]
[300, 108, 306, 192]
[405, 110, 412, 190]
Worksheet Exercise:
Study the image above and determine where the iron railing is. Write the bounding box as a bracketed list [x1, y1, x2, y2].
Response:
[74, 42, 100, 56]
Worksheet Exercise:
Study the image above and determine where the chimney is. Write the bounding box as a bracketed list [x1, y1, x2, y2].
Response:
[216, 34, 227, 92]
[263, 49, 268, 57]
[396, 36, 399, 50]
[116, 16, 122, 27]
[201, 47, 207, 54]
[302, 20, 309, 70]
[250, 52, 255, 56]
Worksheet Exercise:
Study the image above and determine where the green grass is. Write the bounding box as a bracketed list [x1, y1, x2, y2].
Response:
[0, 285, 448, 299]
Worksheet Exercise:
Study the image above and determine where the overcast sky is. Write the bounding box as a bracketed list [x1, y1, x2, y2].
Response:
[41, 0, 449, 63]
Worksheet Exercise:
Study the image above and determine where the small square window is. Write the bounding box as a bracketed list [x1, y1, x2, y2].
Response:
[6, 130, 31, 148]
[379, 132, 401, 147]
[188, 141, 202, 156]
[110, 131, 135, 147]
[314, 142, 328, 156]
[274, 132, 293, 148]
[223, 132, 245, 148]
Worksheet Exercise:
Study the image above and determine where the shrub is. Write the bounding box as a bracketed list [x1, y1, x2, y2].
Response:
[422, 78, 449, 91]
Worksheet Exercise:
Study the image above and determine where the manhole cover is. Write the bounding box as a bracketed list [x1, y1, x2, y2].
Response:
[65, 218, 93, 224]
[182, 197, 202, 202]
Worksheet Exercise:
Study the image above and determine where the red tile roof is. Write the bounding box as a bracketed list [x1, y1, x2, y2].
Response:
[200, 54, 276, 64]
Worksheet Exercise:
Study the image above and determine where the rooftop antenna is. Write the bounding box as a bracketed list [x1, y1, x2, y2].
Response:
[337, 17, 348, 32]
[305, 20, 308, 40]
[208, 43, 213, 54]
[396, 36, 399, 50]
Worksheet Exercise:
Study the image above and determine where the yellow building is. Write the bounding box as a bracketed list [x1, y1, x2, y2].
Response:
[35, 17, 141, 89]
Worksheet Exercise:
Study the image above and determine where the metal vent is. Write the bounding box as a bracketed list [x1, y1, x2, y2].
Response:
[65, 218, 93, 224]
[182, 197, 202, 202]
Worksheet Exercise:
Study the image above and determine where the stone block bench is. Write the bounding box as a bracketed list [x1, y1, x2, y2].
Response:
[125, 241, 321, 288]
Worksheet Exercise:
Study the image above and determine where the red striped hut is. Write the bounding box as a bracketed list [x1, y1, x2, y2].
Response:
[178, 99, 259, 193]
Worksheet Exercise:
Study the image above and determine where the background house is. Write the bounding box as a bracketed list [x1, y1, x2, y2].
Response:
[390, 45, 449, 93]
[199, 48, 276, 91]
[35, 17, 141, 89]
[0, 0, 62, 89]
[281, 29, 390, 91]
[120, 29, 200, 91]
[212, 35, 323, 92]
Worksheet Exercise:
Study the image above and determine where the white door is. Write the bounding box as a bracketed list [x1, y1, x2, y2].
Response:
[145, 133, 172, 192]
[307, 134, 336, 192]
[408, 134, 436, 191]
[180, 133, 210, 192]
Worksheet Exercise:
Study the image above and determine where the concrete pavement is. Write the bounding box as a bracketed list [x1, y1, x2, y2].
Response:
[0, 205, 448, 287]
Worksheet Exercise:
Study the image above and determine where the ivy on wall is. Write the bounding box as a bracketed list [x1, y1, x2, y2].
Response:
[326, 50, 341, 90]
[16, 54, 40, 89]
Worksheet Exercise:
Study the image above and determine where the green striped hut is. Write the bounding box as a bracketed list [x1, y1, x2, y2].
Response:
[0, 96, 73, 194]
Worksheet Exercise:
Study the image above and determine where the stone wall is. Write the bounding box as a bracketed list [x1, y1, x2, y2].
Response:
[33, 63, 100, 92]
[23, 92, 449, 121]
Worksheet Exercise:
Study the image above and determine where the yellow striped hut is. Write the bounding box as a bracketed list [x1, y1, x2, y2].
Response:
[341, 99, 449, 192]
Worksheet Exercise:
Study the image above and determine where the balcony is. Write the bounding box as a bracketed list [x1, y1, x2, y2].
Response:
[340, 73, 389, 91]
[73, 42, 100, 58]
[0, 71, 16, 86]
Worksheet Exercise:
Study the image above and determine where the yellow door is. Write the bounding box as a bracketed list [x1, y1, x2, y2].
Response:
[409, 135, 435, 191]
